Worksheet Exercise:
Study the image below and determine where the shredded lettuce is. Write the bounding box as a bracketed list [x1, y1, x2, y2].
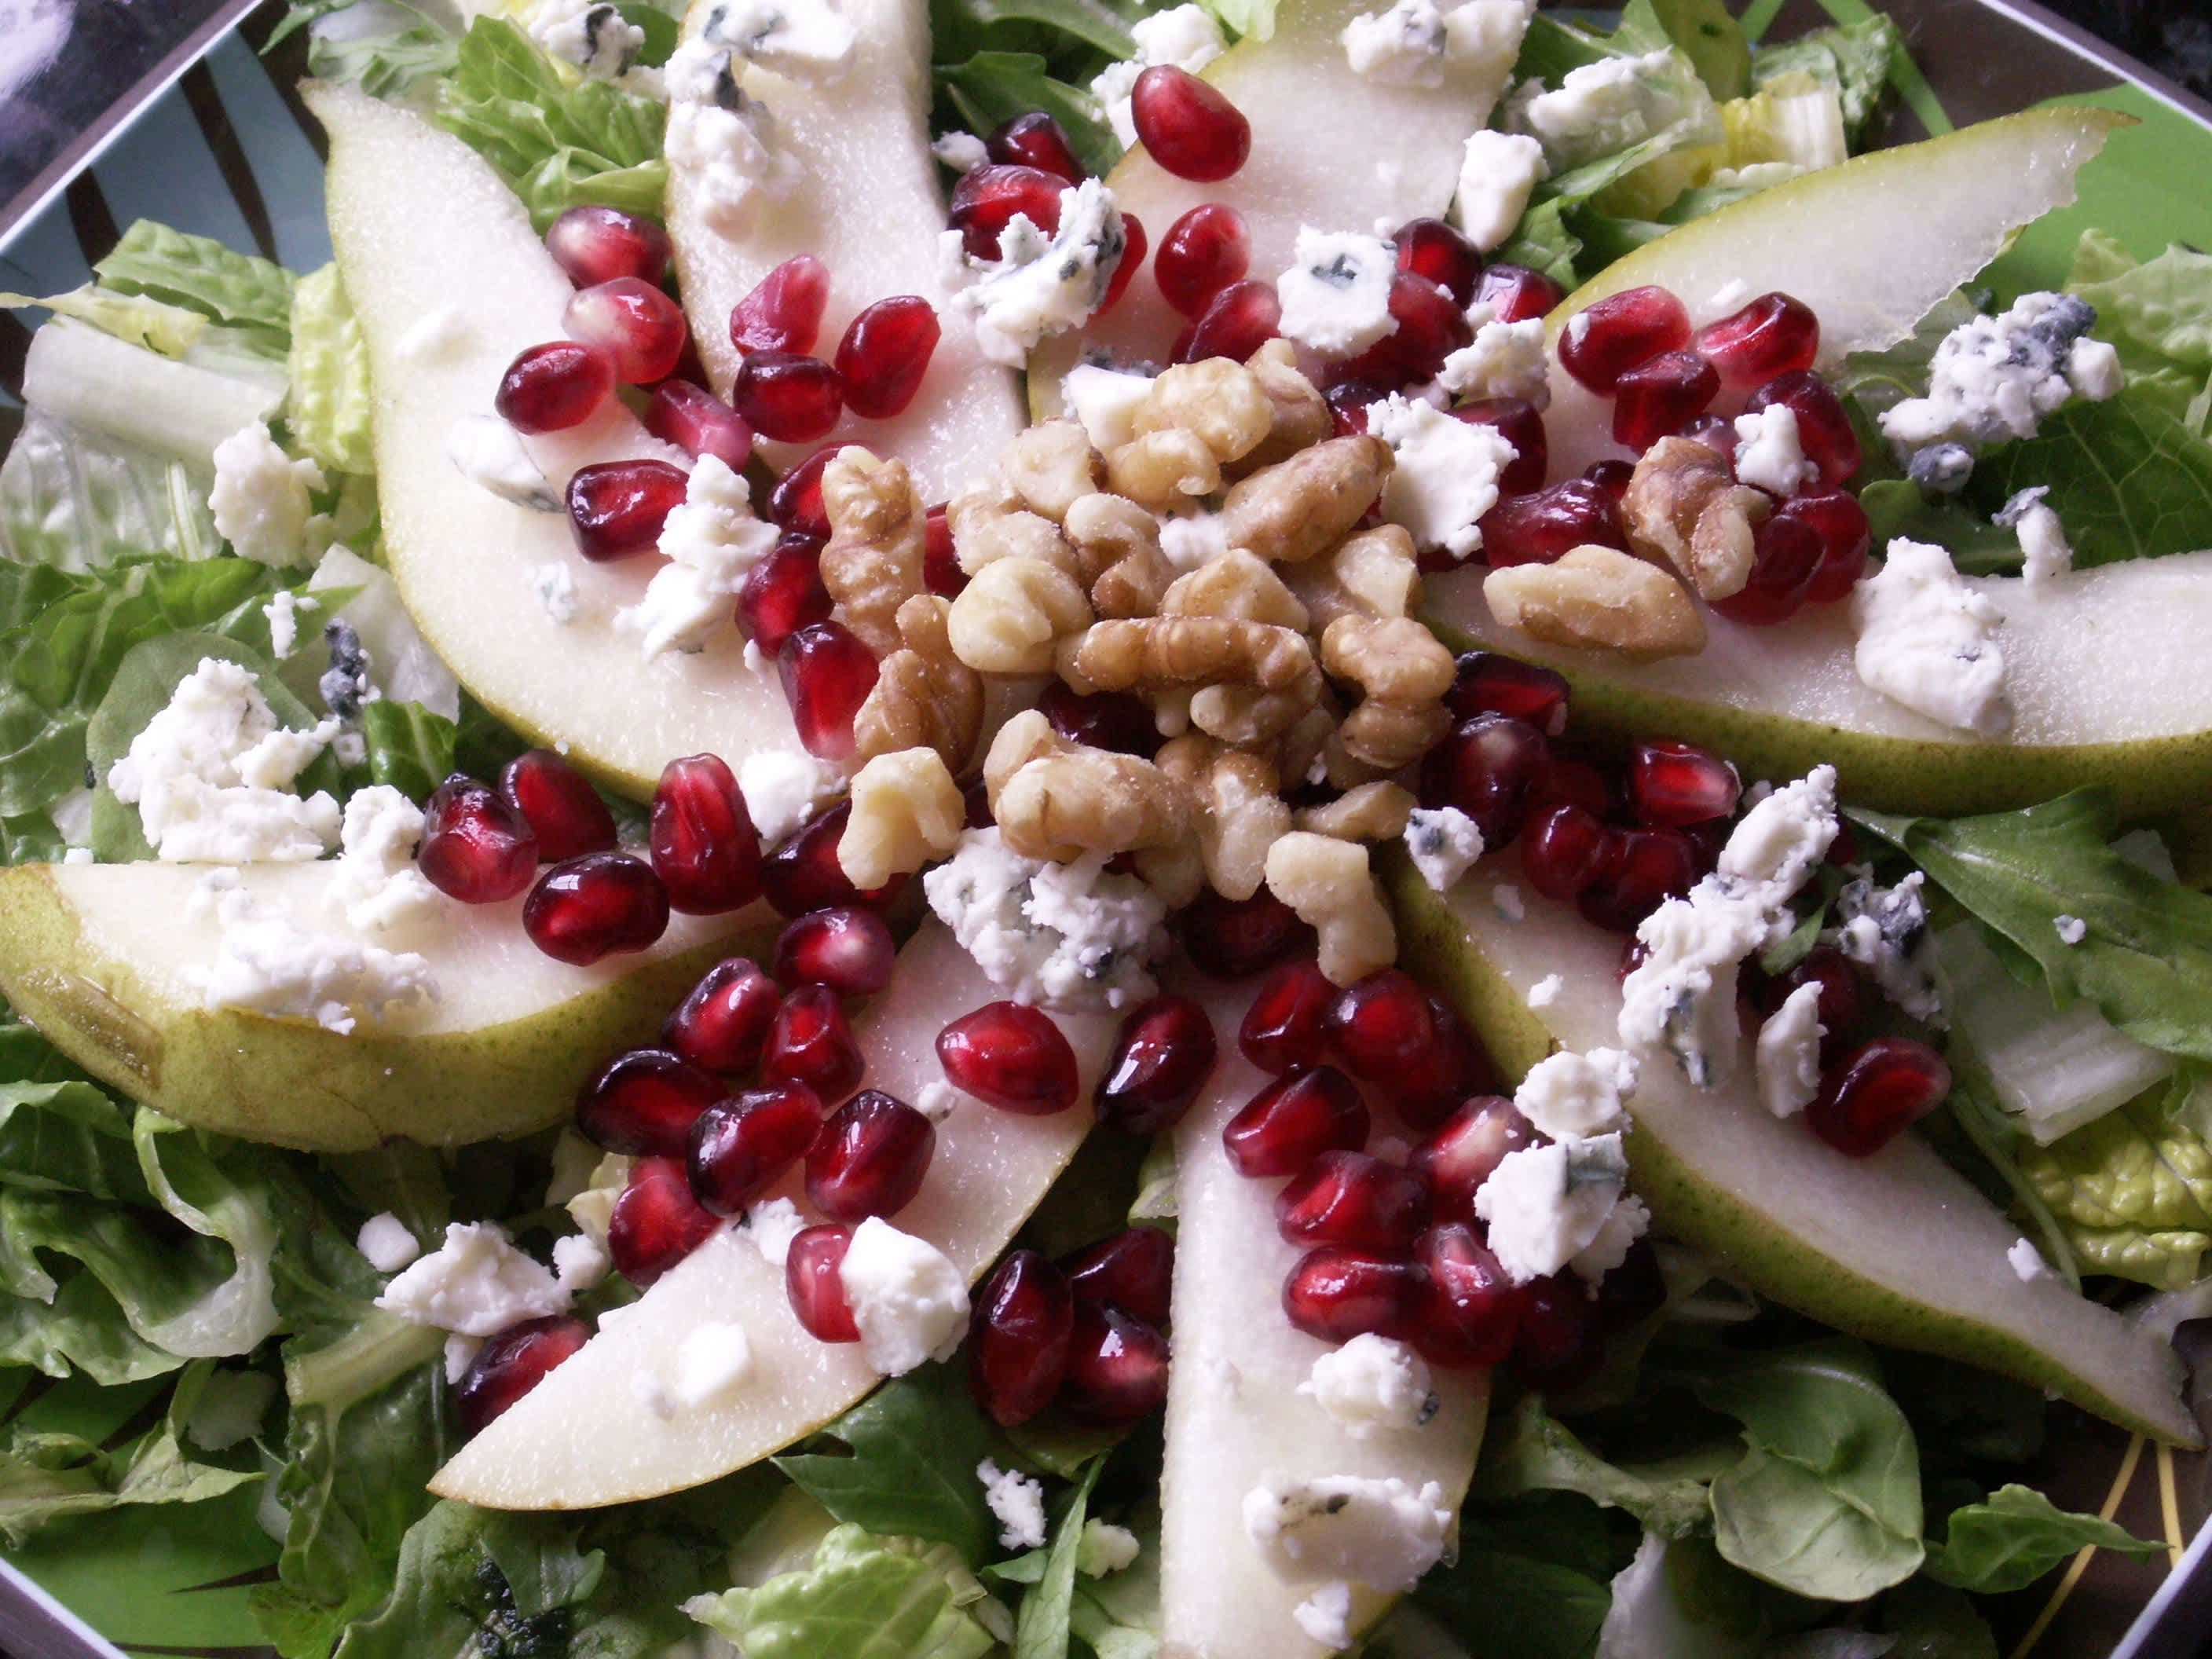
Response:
[1749, 13, 1903, 141]
[687, 1524, 1001, 1659]
[287, 266, 378, 478]
[93, 221, 295, 359]
[2020, 1086, 2212, 1289]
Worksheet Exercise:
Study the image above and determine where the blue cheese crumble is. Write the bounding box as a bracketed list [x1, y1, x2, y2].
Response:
[923, 829, 1167, 1010]
[1090, 6, 1226, 148]
[946, 179, 1128, 366]
[1451, 130, 1548, 254]
[1277, 229, 1400, 358]
[617, 456, 779, 658]
[1367, 394, 1515, 558]
[1849, 537, 2010, 736]
[1403, 805, 1484, 892]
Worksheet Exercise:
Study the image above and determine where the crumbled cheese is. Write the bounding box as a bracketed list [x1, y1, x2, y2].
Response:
[1996, 486, 2075, 588]
[739, 749, 840, 844]
[663, 48, 800, 238]
[1243, 1475, 1452, 1591]
[701, 0, 858, 82]
[1570, 1192, 1650, 1282]
[1507, 50, 1689, 169]
[210, 422, 325, 567]
[1851, 538, 2011, 736]
[632, 1370, 676, 1419]
[1342, 0, 1527, 89]
[1078, 1520, 1141, 1577]
[397, 304, 471, 365]
[1437, 303, 1549, 402]
[1403, 805, 1484, 893]
[1368, 394, 1514, 558]
[932, 130, 988, 173]
[262, 590, 316, 660]
[1451, 130, 1548, 253]
[356, 1212, 421, 1273]
[618, 456, 780, 658]
[552, 1232, 611, 1295]
[530, 0, 646, 79]
[1708, 279, 1751, 314]
[740, 1196, 807, 1266]
[1880, 293, 2123, 471]
[1293, 1582, 1356, 1651]
[1731, 404, 1818, 499]
[1300, 1334, 1435, 1438]
[1513, 1047, 1633, 1139]
[444, 1334, 482, 1385]
[529, 562, 581, 625]
[1158, 509, 1230, 573]
[2055, 914, 2087, 946]
[1492, 883, 1525, 922]
[923, 828, 1167, 1011]
[1828, 870, 1942, 1023]
[330, 785, 438, 935]
[1061, 364, 1157, 453]
[2008, 1237, 2053, 1283]
[978, 1459, 1049, 1550]
[1716, 764, 1837, 918]
[1474, 1133, 1630, 1284]
[1278, 229, 1400, 358]
[199, 878, 436, 1033]
[917, 1079, 963, 1122]
[447, 414, 558, 511]
[375, 1221, 568, 1336]
[672, 1320, 755, 1408]
[946, 180, 1128, 365]
[838, 1218, 969, 1375]
[1529, 973, 1562, 1009]
[1090, 5, 1226, 148]
[62, 847, 93, 865]
[1756, 980, 1825, 1118]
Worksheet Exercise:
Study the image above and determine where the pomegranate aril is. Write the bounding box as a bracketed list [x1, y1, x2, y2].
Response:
[650, 754, 761, 914]
[576, 1046, 724, 1156]
[1807, 1037, 1950, 1157]
[764, 983, 866, 1103]
[1522, 800, 1610, 902]
[1038, 680, 1158, 756]
[1477, 478, 1628, 568]
[1747, 370, 1861, 485]
[1324, 379, 1384, 438]
[1101, 210, 1146, 313]
[1328, 969, 1486, 1115]
[924, 504, 965, 598]
[1283, 1247, 1421, 1343]
[1413, 1222, 1523, 1369]
[1788, 488, 1873, 603]
[1178, 279, 1281, 365]
[496, 339, 615, 433]
[1577, 828, 1701, 934]
[524, 852, 671, 964]
[787, 1224, 860, 1342]
[646, 379, 753, 471]
[1611, 348, 1720, 452]
[1375, 270, 1473, 380]
[1583, 458, 1635, 503]
[948, 163, 1066, 259]
[1679, 412, 1740, 460]
[937, 1001, 1080, 1115]
[566, 457, 688, 563]
[738, 533, 834, 652]
[1558, 285, 1692, 393]
[1412, 1097, 1534, 1222]
[688, 1080, 824, 1214]
[1474, 262, 1562, 324]
[768, 446, 837, 538]
[987, 110, 1086, 184]
[500, 749, 617, 862]
[1155, 202, 1251, 318]
[1096, 994, 1218, 1134]
[1393, 217, 1483, 306]
[419, 775, 538, 903]
[1697, 291, 1820, 391]
[730, 255, 830, 356]
[807, 1090, 935, 1220]
[969, 1251, 1075, 1426]
[665, 956, 783, 1073]
[764, 800, 906, 915]
[1177, 886, 1313, 979]
[1763, 945, 1868, 1057]
[836, 297, 940, 421]
[608, 1154, 720, 1287]
[1418, 712, 1548, 845]
[1453, 398, 1547, 495]
[1061, 1304, 1171, 1424]
[1447, 652, 1569, 735]
[456, 1315, 592, 1437]
[1223, 1066, 1368, 1178]
[1240, 957, 1339, 1074]
[1131, 64, 1250, 181]
[775, 906, 895, 997]
[564, 276, 687, 384]
[1512, 1273, 1606, 1391]
[732, 351, 844, 445]
[1278, 1152, 1431, 1253]
[1630, 738, 1741, 828]
[779, 621, 880, 762]
[1711, 510, 1825, 627]
[1059, 1226, 1174, 1328]
[1534, 754, 1613, 817]
[546, 204, 670, 288]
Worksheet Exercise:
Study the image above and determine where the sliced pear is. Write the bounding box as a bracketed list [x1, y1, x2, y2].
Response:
[1159, 980, 1489, 1659]
[309, 82, 804, 801]
[1384, 850, 2199, 1447]
[429, 921, 1112, 1508]
[664, 0, 1023, 500]
[0, 860, 766, 1152]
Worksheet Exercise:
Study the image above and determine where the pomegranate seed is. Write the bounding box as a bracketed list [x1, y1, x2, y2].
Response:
[688, 1080, 823, 1214]
[987, 111, 1086, 184]
[1412, 1097, 1534, 1222]
[1453, 398, 1547, 494]
[564, 277, 687, 384]
[731, 255, 830, 356]
[1178, 279, 1280, 364]
[1278, 1152, 1431, 1253]
[1512, 1273, 1606, 1391]
[1473, 262, 1562, 323]
[665, 956, 783, 1073]
[1788, 489, 1873, 602]
[764, 983, 866, 1103]
[1747, 371, 1861, 485]
[1240, 958, 1339, 1074]
[456, 1315, 592, 1436]
[524, 852, 670, 963]
[1447, 652, 1569, 735]
[763, 800, 905, 916]
[1419, 713, 1548, 845]
[1697, 292, 1820, 391]
[738, 532, 834, 651]
[1393, 218, 1482, 306]
[1061, 1304, 1170, 1424]
[1611, 349, 1719, 452]
[576, 1046, 723, 1156]
[806, 1090, 934, 1220]
[1478, 478, 1628, 567]
[1630, 738, 1741, 828]
[496, 340, 615, 433]
[1372, 270, 1473, 381]
[1155, 203, 1251, 318]
[836, 297, 939, 421]
[1060, 1227, 1174, 1328]
[500, 749, 617, 862]
[1038, 681, 1157, 756]
[650, 754, 760, 914]
[1328, 969, 1476, 1107]
[1101, 211, 1145, 313]
[646, 379, 753, 471]
[969, 1251, 1075, 1426]
[1283, 1247, 1421, 1343]
[948, 163, 1065, 259]
[419, 775, 537, 903]
[1324, 380, 1385, 438]
[1131, 64, 1250, 181]
[1096, 994, 1218, 1134]
[1583, 458, 1636, 502]
[546, 204, 670, 288]
[1679, 413, 1740, 460]
[1558, 286, 1691, 393]
[1177, 887, 1313, 979]
[779, 621, 880, 762]
[566, 457, 689, 562]
[775, 906, 895, 997]
[1534, 754, 1613, 816]
[1412, 1222, 1522, 1369]
[1522, 800, 1610, 902]
[924, 504, 965, 597]
[1711, 511, 1824, 627]
[786, 1224, 860, 1341]
[731, 351, 844, 445]
[1224, 1067, 1368, 1178]
[938, 1002, 1080, 1115]
[1597, 1235, 1668, 1331]
[1577, 828, 1700, 934]
[1807, 1037, 1950, 1157]
[1763, 945, 1868, 1057]
[608, 1155, 720, 1287]
[768, 447, 837, 537]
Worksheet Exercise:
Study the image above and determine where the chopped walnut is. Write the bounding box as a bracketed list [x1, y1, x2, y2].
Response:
[1161, 549, 1311, 630]
[1484, 544, 1708, 661]
[1064, 492, 1174, 619]
[1194, 748, 1291, 899]
[820, 448, 927, 655]
[853, 594, 985, 771]
[1132, 839, 1207, 908]
[1062, 617, 1320, 698]
[1236, 339, 1332, 474]
[1189, 683, 1314, 746]
[948, 474, 1076, 576]
[837, 747, 965, 888]
[1004, 420, 1102, 523]
[983, 711, 1189, 861]
[947, 556, 1093, 675]
[1297, 781, 1416, 842]
[1319, 613, 1456, 772]
[1265, 832, 1397, 986]
[1282, 525, 1423, 632]
[1273, 701, 1340, 791]
[1622, 436, 1771, 601]
[1107, 428, 1222, 510]
[1131, 360, 1274, 465]
[1218, 435, 1391, 565]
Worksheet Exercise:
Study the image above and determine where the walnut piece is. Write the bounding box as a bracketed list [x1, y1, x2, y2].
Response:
[948, 474, 1075, 575]
[1284, 525, 1421, 630]
[1296, 780, 1416, 842]
[1192, 748, 1291, 899]
[838, 747, 965, 888]
[1264, 831, 1397, 986]
[1132, 360, 1273, 465]
[1484, 544, 1708, 661]
[853, 594, 985, 771]
[1161, 548, 1310, 630]
[1064, 492, 1174, 619]
[947, 556, 1093, 675]
[1220, 435, 1392, 564]
[1318, 613, 1456, 772]
[820, 448, 927, 654]
[983, 710, 1188, 862]
[1107, 428, 1222, 510]
[1062, 617, 1319, 698]
[1236, 339, 1331, 474]
[1621, 436, 1772, 601]
[1004, 420, 1102, 523]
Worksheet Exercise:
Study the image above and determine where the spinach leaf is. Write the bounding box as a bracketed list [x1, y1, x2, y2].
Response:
[1925, 1483, 2159, 1593]
[775, 1364, 996, 1565]
[1968, 393, 2212, 569]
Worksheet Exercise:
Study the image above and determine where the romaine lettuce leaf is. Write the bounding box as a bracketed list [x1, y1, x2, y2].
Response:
[305, 10, 460, 98]
[1924, 1485, 2159, 1594]
[93, 221, 295, 358]
[1750, 13, 1902, 141]
[2020, 1090, 2212, 1289]
[0, 407, 221, 570]
[0, 286, 209, 357]
[687, 1524, 999, 1659]
[287, 265, 377, 478]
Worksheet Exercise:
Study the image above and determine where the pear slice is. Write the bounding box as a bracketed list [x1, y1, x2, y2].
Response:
[1158, 980, 1489, 1659]
[1385, 851, 2199, 1448]
[0, 860, 767, 1152]
[308, 82, 803, 801]
[663, 0, 1024, 500]
[429, 921, 1112, 1508]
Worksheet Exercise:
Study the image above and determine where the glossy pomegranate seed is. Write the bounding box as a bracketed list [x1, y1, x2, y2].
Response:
[1512, 1273, 1606, 1391]
[665, 956, 783, 1073]
[1474, 262, 1562, 323]
[1630, 738, 1741, 828]
[456, 1315, 592, 1436]
[768, 446, 837, 538]
[496, 340, 615, 433]
[566, 457, 687, 562]
[1412, 1097, 1534, 1223]
[732, 351, 844, 444]
[1534, 754, 1613, 816]
[1583, 458, 1635, 503]
[948, 163, 1066, 259]
[1747, 370, 1861, 485]
[779, 621, 880, 762]
[806, 1090, 934, 1221]
[649, 754, 760, 914]
[564, 276, 687, 384]
[736, 533, 833, 652]
[646, 379, 753, 471]
[576, 1046, 723, 1156]
[1223, 1067, 1368, 1178]
[1711, 511, 1824, 627]
[1177, 279, 1281, 364]
[1374, 270, 1473, 379]
[1324, 379, 1384, 438]
[938, 1002, 1080, 1115]
[1557, 286, 1691, 393]
[1477, 478, 1628, 567]
[761, 800, 905, 915]
[1061, 1304, 1171, 1423]
[1177, 887, 1313, 979]
[688, 1080, 824, 1214]
[546, 204, 670, 288]
[1763, 945, 1868, 1057]
[1038, 681, 1156, 756]
[1697, 292, 1820, 391]
[608, 1154, 720, 1287]
[1413, 1222, 1523, 1369]
[1452, 398, 1547, 494]
[1131, 64, 1249, 181]
[419, 775, 537, 903]
[1611, 349, 1720, 452]
[923, 504, 965, 597]
[1328, 969, 1485, 1114]
[764, 983, 866, 1103]
[1278, 1152, 1431, 1253]
[786, 1224, 860, 1341]
[1788, 489, 1873, 602]
[1101, 210, 1145, 313]
[1155, 203, 1251, 318]
[1060, 1227, 1174, 1328]
[1096, 994, 1218, 1134]
[835, 297, 939, 421]
[1419, 713, 1548, 845]
[775, 906, 895, 998]
[1807, 1037, 1950, 1157]
[1283, 1247, 1421, 1343]
[1577, 828, 1700, 934]
[524, 852, 670, 963]
[1240, 958, 1339, 1074]
[1597, 1235, 1668, 1331]
[1393, 217, 1482, 306]
[731, 255, 830, 356]
[1446, 652, 1569, 735]
[969, 1251, 1075, 1426]
[1679, 412, 1740, 460]
[500, 749, 617, 862]
[1521, 800, 1610, 902]
[987, 111, 1086, 184]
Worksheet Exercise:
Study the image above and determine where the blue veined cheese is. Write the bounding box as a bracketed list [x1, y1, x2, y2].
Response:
[1996, 485, 2074, 587]
[700, 0, 858, 82]
[839, 1218, 969, 1375]
[528, 561, 581, 625]
[375, 1222, 569, 1336]
[664, 40, 801, 237]
[1367, 394, 1516, 558]
[1403, 804, 1484, 892]
[1716, 762, 1837, 919]
[617, 456, 780, 658]
[196, 874, 437, 1033]
[211, 421, 325, 566]
[923, 827, 1167, 1011]
[946, 180, 1129, 365]
[1731, 404, 1818, 498]
[931, 130, 987, 174]
[1829, 870, 1943, 1023]
[1243, 1474, 1453, 1591]
[1451, 130, 1548, 253]
[1341, 0, 1529, 90]
[447, 413, 558, 511]
[1277, 229, 1399, 358]
[1437, 303, 1548, 401]
[978, 1459, 1049, 1549]
[1061, 363, 1157, 453]
[1850, 537, 2010, 736]
[1474, 1132, 1633, 1283]
[329, 784, 440, 935]
[1090, 5, 1227, 148]
[529, 0, 647, 81]
[1299, 1334, 1436, 1438]
[1504, 49, 1692, 170]
[1756, 980, 1825, 1117]
[1513, 1046, 1635, 1139]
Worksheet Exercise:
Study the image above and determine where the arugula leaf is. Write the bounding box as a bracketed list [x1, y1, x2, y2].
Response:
[361, 700, 459, 803]
[1473, 1394, 1723, 1539]
[687, 1524, 998, 1659]
[1013, 1462, 1100, 1659]
[1923, 1484, 2159, 1593]
[288, 265, 376, 477]
[2019, 1089, 2212, 1288]
[775, 1365, 996, 1564]
[1967, 394, 2212, 568]
[94, 222, 295, 355]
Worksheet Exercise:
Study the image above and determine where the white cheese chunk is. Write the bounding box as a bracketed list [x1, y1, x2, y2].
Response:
[947, 180, 1129, 365]
[1243, 1474, 1453, 1591]
[701, 0, 858, 82]
[198, 877, 437, 1033]
[739, 749, 841, 844]
[356, 1212, 422, 1273]
[210, 421, 325, 567]
[447, 413, 558, 512]
[1300, 1334, 1435, 1438]
[837, 1218, 970, 1375]
[924, 828, 1167, 1011]
[1089, 5, 1226, 148]
[1078, 1520, 1141, 1577]
[1061, 364, 1158, 454]
[1513, 1047, 1635, 1140]
[1277, 228, 1400, 358]
[1403, 805, 1484, 893]
[978, 1458, 1049, 1550]
[2009, 1238, 2053, 1282]
[375, 1221, 568, 1336]
[1367, 393, 1514, 558]
[530, 0, 647, 80]
[1851, 537, 2011, 736]
[617, 455, 779, 659]
[1451, 129, 1547, 252]
[1294, 1582, 1356, 1650]
[1731, 404, 1818, 499]
[1473, 1132, 1630, 1282]
[673, 1320, 756, 1408]
[738, 1196, 807, 1267]
[1437, 305, 1548, 403]
[1755, 980, 1825, 1118]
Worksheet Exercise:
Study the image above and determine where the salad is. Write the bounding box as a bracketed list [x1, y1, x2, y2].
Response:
[2, 0, 2210, 1655]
